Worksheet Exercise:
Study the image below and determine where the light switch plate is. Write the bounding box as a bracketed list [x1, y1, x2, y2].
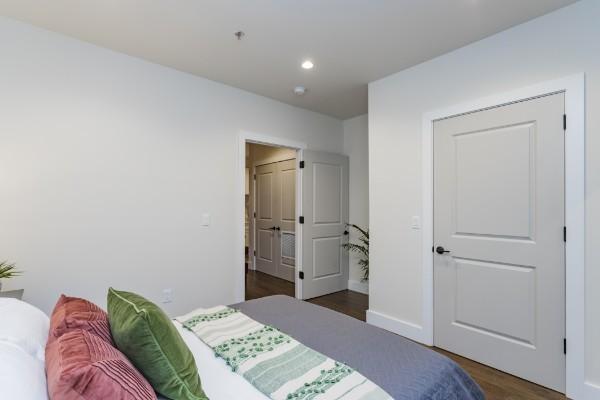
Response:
[411, 216, 421, 230]
[162, 288, 173, 303]
[201, 213, 211, 226]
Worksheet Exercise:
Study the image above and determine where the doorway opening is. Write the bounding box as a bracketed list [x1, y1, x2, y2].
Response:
[238, 132, 352, 309]
[245, 142, 298, 301]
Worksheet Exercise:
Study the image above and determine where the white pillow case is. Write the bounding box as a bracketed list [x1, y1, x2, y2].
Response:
[0, 341, 48, 400]
[0, 298, 49, 361]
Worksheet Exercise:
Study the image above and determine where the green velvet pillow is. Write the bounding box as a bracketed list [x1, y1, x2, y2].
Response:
[107, 288, 207, 400]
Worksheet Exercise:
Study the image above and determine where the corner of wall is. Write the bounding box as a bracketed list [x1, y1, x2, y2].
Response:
[348, 279, 369, 295]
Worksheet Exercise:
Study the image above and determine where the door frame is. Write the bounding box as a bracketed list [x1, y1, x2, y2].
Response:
[421, 74, 585, 398]
[236, 132, 306, 303]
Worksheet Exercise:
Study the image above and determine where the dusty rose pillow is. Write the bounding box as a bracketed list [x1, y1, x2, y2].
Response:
[46, 329, 157, 400]
[48, 295, 113, 344]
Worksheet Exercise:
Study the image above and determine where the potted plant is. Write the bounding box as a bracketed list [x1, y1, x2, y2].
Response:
[0, 262, 22, 292]
[342, 224, 369, 281]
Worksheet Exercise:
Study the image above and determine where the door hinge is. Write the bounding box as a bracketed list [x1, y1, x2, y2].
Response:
[253, 174, 256, 180]
[432, 246, 435, 253]
[299, 216, 304, 224]
[253, 250, 256, 257]
[564, 338, 567, 354]
[299, 160, 305, 169]
[564, 226, 567, 242]
[253, 211, 256, 218]
[299, 271, 304, 280]
[563, 114, 567, 131]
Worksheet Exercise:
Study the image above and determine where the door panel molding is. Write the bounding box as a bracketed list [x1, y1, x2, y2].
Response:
[418, 74, 585, 399]
[312, 236, 343, 279]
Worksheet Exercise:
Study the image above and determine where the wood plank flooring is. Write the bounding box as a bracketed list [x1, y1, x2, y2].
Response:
[245, 269, 567, 400]
[245, 269, 369, 321]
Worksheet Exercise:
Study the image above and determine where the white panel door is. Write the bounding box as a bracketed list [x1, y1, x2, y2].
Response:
[301, 150, 349, 299]
[255, 162, 278, 277]
[278, 159, 297, 282]
[255, 159, 296, 282]
[433, 93, 565, 391]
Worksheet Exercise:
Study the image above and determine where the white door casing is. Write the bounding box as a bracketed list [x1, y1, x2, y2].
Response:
[255, 159, 296, 282]
[433, 93, 566, 391]
[300, 150, 349, 299]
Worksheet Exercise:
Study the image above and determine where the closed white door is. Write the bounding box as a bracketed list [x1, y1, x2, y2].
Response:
[301, 150, 349, 299]
[254, 159, 296, 282]
[255, 162, 278, 277]
[278, 159, 297, 282]
[433, 93, 565, 391]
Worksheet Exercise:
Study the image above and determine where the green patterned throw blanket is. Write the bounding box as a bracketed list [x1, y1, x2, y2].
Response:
[176, 306, 392, 400]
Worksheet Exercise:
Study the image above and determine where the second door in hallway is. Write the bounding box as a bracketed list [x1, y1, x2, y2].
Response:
[255, 159, 296, 282]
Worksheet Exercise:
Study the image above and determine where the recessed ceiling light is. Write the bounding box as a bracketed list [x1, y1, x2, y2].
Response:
[301, 60, 314, 70]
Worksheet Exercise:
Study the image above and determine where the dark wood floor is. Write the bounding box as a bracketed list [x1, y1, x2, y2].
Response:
[245, 270, 567, 400]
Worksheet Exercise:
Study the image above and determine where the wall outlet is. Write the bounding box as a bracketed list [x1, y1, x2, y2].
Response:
[411, 216, 421, 230]
[162, 288, 173, 303]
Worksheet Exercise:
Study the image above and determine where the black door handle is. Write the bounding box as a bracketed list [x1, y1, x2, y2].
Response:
[268, 226, 277, 230]
[436, 246, 451, 255]
[275, 226, 281, 231]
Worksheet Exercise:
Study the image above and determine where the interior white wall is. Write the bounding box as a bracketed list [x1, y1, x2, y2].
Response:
[343, 115, 369, 294]
[368, 0, 599, 390]
[0, 17, 343, 316]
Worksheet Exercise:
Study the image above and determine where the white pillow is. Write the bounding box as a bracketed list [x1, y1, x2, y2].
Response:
[0, 341, 48, 400]
[0, 298, 49, 361]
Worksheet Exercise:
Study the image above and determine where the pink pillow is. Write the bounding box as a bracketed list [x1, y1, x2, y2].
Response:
[46, 329, 156, 400]
[48, 295, 113, 344]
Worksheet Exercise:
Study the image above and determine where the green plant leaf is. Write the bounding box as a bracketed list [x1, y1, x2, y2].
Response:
[0, 262, 22, 280]
[341, 224, 369, 281]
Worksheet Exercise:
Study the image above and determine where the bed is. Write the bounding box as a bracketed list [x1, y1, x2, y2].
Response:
[1, 294, 483, 400]
[175, 295, 483, 400]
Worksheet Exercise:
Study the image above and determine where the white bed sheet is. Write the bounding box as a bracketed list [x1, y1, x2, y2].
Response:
[172, 321, 269, 400]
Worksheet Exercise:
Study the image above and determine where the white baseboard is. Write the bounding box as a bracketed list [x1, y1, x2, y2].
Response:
[366, 309, 430, 345]
[348, 280, 369, 295]
[583, 381, 600, 399]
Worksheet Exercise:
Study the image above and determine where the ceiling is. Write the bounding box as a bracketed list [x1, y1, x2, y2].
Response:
[0, 0, 576, 119]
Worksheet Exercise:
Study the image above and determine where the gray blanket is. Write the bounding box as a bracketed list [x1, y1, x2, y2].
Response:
[232, 295, 484, 400]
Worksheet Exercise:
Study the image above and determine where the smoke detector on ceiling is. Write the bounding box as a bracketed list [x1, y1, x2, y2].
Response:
[293, 86, 307, 96]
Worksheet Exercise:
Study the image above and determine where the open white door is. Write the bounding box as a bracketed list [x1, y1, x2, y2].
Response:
[300, 150, 349, 299]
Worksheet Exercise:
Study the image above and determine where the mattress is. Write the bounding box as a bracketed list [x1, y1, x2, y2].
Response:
[174, 295, 484, 400]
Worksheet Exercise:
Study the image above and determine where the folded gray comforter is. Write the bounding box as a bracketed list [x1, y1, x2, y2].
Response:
[232, 295, 484, 400]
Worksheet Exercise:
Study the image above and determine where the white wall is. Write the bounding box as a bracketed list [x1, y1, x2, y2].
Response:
[343, 115, 369, 294]
[0, 17, 343, 316]
[368, 0, 600, 391]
